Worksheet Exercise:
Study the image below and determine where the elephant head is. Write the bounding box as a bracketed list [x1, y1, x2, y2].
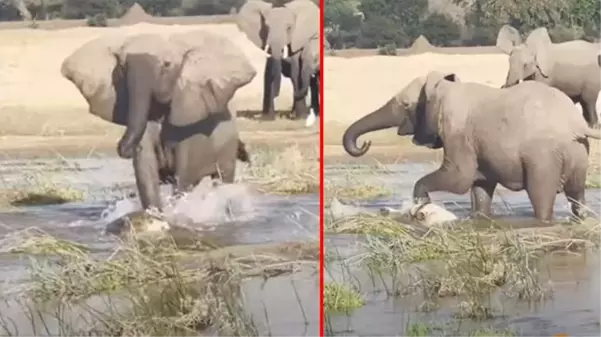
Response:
[236, 0, 318, 97]
[61, 30, 256, 159]
[496, 25, 554, 87]
[342, 72, 460, 157]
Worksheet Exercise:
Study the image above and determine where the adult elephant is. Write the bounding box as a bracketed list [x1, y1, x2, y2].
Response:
[496, 25, 601, 127]
[343, 72, 601, 223]
[61, 30, 256, 211]
[236, 0, 320, 123]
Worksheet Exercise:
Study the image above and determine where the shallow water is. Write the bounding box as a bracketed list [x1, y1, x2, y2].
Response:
[325, 163, 601, 336]
[0, 156, 319, 336]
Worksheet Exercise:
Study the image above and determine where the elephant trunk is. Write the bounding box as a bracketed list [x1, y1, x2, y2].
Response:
[117, 55, 155, 159]
[342, 98, 414, 157]
[266, 44, 287, 97]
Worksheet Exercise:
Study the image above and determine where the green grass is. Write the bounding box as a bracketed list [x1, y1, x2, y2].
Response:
[585, 173, 601, 188]
[404, 323, 515, 337]
[323, 282, 365, 313]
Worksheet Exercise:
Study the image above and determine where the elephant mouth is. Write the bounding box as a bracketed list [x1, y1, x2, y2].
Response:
[412, 135, 443, 149]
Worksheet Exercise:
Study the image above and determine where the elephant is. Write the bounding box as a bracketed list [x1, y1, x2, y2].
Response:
[496, 25, 601, 127]
[342, 71, 601, 223]
[61, 30, 256, 211]
[236, 0, 320, 123]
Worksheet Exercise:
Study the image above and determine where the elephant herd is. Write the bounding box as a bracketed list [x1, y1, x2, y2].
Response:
[343, 25, 601, 224]
[58, 0, 320, 213]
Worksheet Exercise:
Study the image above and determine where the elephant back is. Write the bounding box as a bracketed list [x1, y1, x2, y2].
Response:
[167, 30, 258, 126]
[61, 34, 130, 125]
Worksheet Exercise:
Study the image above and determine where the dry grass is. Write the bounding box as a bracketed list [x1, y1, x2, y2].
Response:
[325, 174, 391, 206]
[325, 212, 600, 320]
[244, 144, 319, 195]
[0, 226, 318, 336]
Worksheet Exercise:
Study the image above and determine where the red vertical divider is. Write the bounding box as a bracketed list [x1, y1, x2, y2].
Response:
[319, 0, 325, 335]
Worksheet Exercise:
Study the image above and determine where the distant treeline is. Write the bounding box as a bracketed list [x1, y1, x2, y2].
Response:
[0, 0, 319, 21]
[325, 0, 600, 51]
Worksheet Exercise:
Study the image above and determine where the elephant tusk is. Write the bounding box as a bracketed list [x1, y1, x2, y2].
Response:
[263, 44, 270, 55]
[282, 47, 289, 59]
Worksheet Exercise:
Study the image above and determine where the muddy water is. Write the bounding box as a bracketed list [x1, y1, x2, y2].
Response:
[0, 157, 319, 336]
[325, 163, 601, 336]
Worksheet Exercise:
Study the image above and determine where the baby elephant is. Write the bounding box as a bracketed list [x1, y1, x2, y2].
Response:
[343, 71, 601, 223]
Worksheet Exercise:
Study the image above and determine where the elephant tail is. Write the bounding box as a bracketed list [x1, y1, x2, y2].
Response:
[237, 139, 251, 165]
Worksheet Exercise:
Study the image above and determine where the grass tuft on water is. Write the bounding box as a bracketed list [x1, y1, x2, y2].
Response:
[404, 323, 516, 337]
[323, 282, 365, 313]
[0, 227, 318, 336]
[326, 211, 600, 319]
[1, 170, 85, 207]
[245, 144, 319, 195]
[325, 175, 391, 205]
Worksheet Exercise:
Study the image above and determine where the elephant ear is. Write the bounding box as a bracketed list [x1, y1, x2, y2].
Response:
[525, 27, 554, 77]
[168, 31, 257, 126]
[288, 0, 319, 53]
[236, 0, 271, 50]
[496, 25, 522, 54]
[60, 35, 128, 124]
[424, 72, 458, 98]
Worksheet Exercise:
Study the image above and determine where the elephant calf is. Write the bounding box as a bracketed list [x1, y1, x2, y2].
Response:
[343, 71, 601, 223]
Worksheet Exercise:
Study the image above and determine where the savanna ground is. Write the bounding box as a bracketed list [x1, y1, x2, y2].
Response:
[323, 45, 601, 336]
[0, 17, 319, 335]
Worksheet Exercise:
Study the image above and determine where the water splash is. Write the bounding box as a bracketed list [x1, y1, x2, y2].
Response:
[100, 179, 259, 230]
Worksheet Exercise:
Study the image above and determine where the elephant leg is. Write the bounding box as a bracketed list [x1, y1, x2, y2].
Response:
[579, 96, 599, 128]
[289, 54, 310, 120]
[523, 154, 561, 224]
[173, 134, 216, 194]
[260, 57, 276, 121]
[133, 123, 162, 211]
[413, 141, 477, 204]
[281, 58, 291, 78]
[211, 138, 239, 184]
[310, 71, 320, 117]
[470, 179, 497, 218]
[564, 141, 589, 221]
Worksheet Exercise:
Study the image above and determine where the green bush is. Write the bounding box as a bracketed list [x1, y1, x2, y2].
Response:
[421, 13, 461, 47]
[378, 43, 397, 56]
[548, 25, 585, 42]
[86, 13, 108, 27]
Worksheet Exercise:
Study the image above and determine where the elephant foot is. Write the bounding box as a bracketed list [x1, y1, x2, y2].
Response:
[258, 113, 276, 121]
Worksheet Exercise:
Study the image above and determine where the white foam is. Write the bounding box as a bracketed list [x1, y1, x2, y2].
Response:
[100, 180, 259, 230]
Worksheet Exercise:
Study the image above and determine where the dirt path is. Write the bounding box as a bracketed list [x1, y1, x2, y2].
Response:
[0, 117, 318, 159]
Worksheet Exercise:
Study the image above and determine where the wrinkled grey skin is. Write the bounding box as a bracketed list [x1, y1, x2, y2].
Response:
[61, 31, 256, 211]
[343, 72, 601, 223]
[237, 0, 320, 120]
[496, 25, 601, 127]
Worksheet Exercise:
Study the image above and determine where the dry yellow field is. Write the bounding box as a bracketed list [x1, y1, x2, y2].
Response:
[323, 50, 601, 168]
[0, 21, 313, 158]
